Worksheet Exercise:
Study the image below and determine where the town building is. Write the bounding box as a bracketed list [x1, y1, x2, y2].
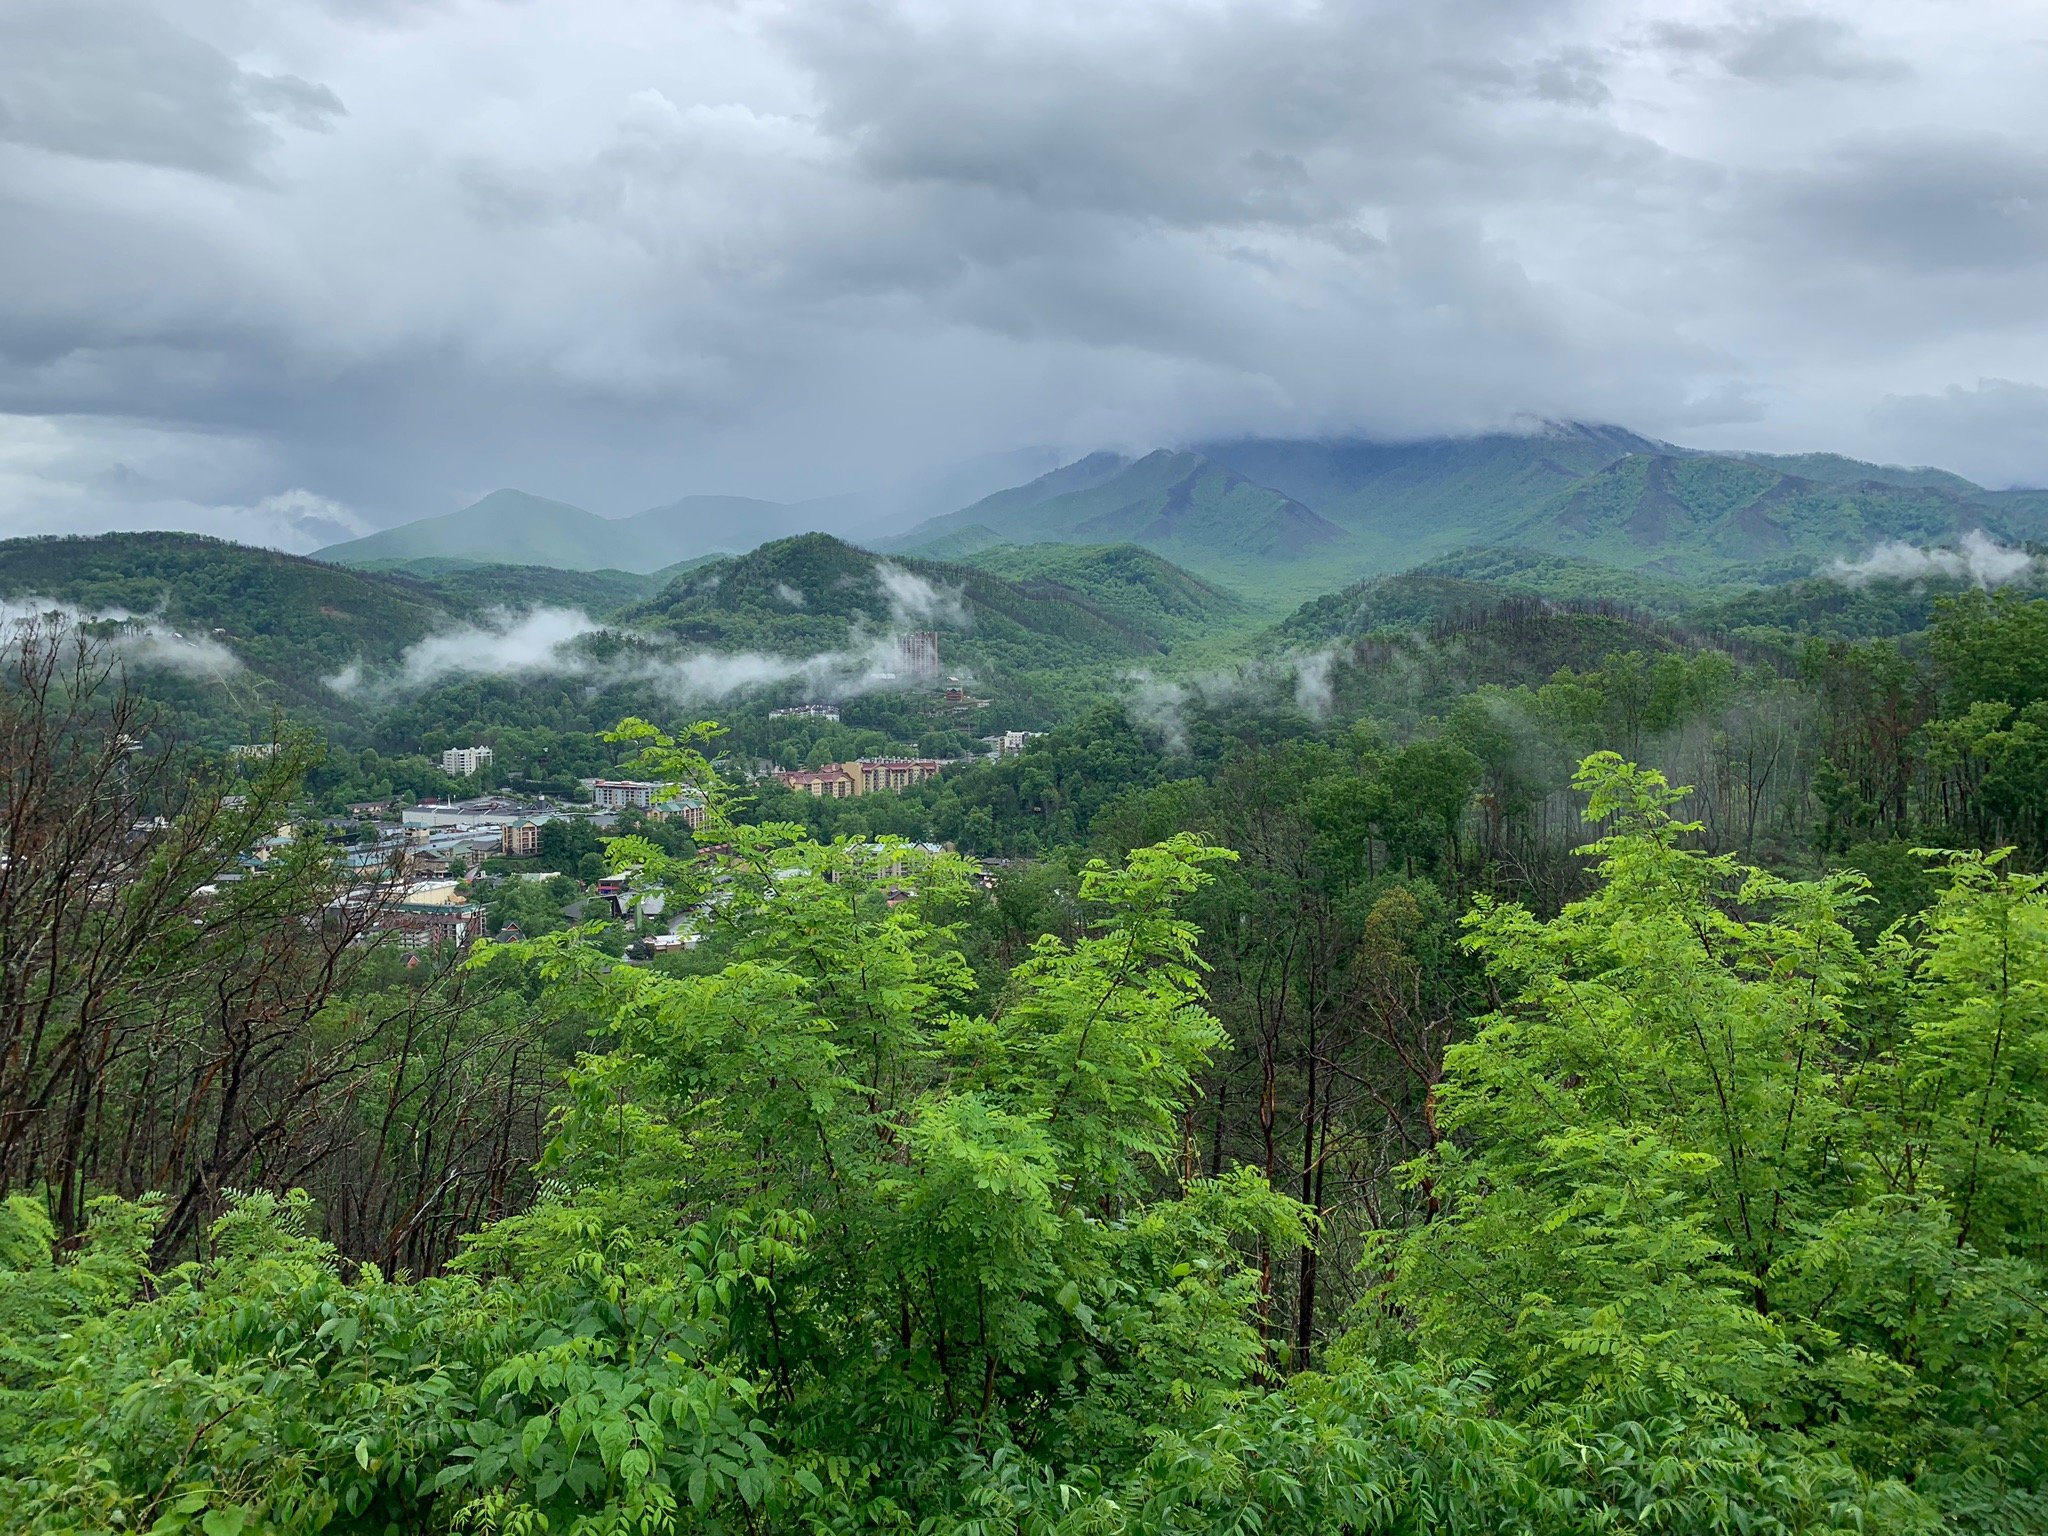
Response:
[226, 742, 280, 761]
[384, 882, 484, 946]
[768, 702, 842, 721]
[441, 745, 494, 777]
[587, 779, 660, 810]
[853, 757, 947, 794]
[775, 757, 948, 796]
[400, 796, 548, 832]
[983, 729, 1043, 758]
[776, 765, 858, 798]
[501, 817, 546, 857]
[333, 880, 485, 949]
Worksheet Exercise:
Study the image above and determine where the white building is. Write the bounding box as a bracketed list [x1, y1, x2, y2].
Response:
[984, 730, 1043, 758]
[441, 745, 494, 777]
[588, 779, 659, 810]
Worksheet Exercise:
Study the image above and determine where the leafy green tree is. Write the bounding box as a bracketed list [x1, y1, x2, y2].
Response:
[1378, 752, 2048, 1525]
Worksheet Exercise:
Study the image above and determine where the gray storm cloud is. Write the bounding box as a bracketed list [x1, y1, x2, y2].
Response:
[5, 0, 2048, 537]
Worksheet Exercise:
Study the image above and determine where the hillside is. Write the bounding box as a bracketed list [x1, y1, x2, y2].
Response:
[1271, 546, 1710, 646]
[901, 524, 1008, 561]
[628, 533, 1196, 678]
[318, 490, 633, 570]
[1197, 422, 1664, 537]
[893, 451, 1347, 569]
[958, 543, 1242, 639]
[1414, 547, 1716, 614]
[1721, 450, 1983, 494]
[1495, 453, 2034, 577]
[1695, 569, 2048, 642]
[0, 532, 460, 738]
[351, 558, 665, 615]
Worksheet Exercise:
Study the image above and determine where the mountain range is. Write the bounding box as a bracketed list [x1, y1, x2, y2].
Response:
[887, 424, 2044, 586]
[0, 528, 1243, 744]
[319, 424, 2048, 595]
[318, 489, 812, 572]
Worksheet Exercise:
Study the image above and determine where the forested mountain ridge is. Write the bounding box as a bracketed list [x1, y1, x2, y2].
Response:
[895, 424, 2045, 589]
[0, 532, 460, 731]
[628, 531, 1207, 667]
[312, 426, 2046, 599]
[356, 559, 669, 615]
[1195, 420, 1669, 533]
[894, 448, 1348, 567]
[957, 540, 1243, 638]
[318, 489, 633, 570]
[1270, 546, 1717, 644]
[1496, 450, 2038, 575]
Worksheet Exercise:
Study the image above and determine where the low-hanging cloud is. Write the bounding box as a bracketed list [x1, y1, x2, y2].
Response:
[326, 602, 967, 706]
[1124, 647, 1342, 752]
[1826, 528, 2038, 588]
[875, 562, 969, 629]
[0, 596, 246, 678]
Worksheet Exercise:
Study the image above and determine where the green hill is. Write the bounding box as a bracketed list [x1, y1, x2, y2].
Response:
[958, 542, 1242, 641]
[1271, 547, 1713, 647]
[1496, 453, 2029, 578]
[1197, 423, 1663, 537]
[1721, 450, 1982, 494]
[1413, 547, 1718, 614]
[318, 490, 634, 570]
[894, 451, 1347, 571]
[1695, 568, 2048, 642]
[0, 532, 461, 739]
[349, 558, 665, 615]
[629, 533, 1198, 676]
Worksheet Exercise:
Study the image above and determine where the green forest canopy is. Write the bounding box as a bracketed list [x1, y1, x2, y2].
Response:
[2, 715, 2043, 1533]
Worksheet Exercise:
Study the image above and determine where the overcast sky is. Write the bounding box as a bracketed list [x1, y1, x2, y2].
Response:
[4, 0, 2048, 550]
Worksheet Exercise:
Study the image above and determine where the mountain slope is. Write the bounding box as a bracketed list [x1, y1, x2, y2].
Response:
[628, 533, 1198, 675]
[959, 543, 1242, 640]
[893, 450, 1345, 567]
[318, 490, 634, 570]
[1270, 547, 1719, 648]
[0, 532, 461, 739]
[380, 561, 666, 616]
[1195, 422, 1666, 538]
[1496, 453, 2032, 577]
[1721, 451, 1982, 495]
